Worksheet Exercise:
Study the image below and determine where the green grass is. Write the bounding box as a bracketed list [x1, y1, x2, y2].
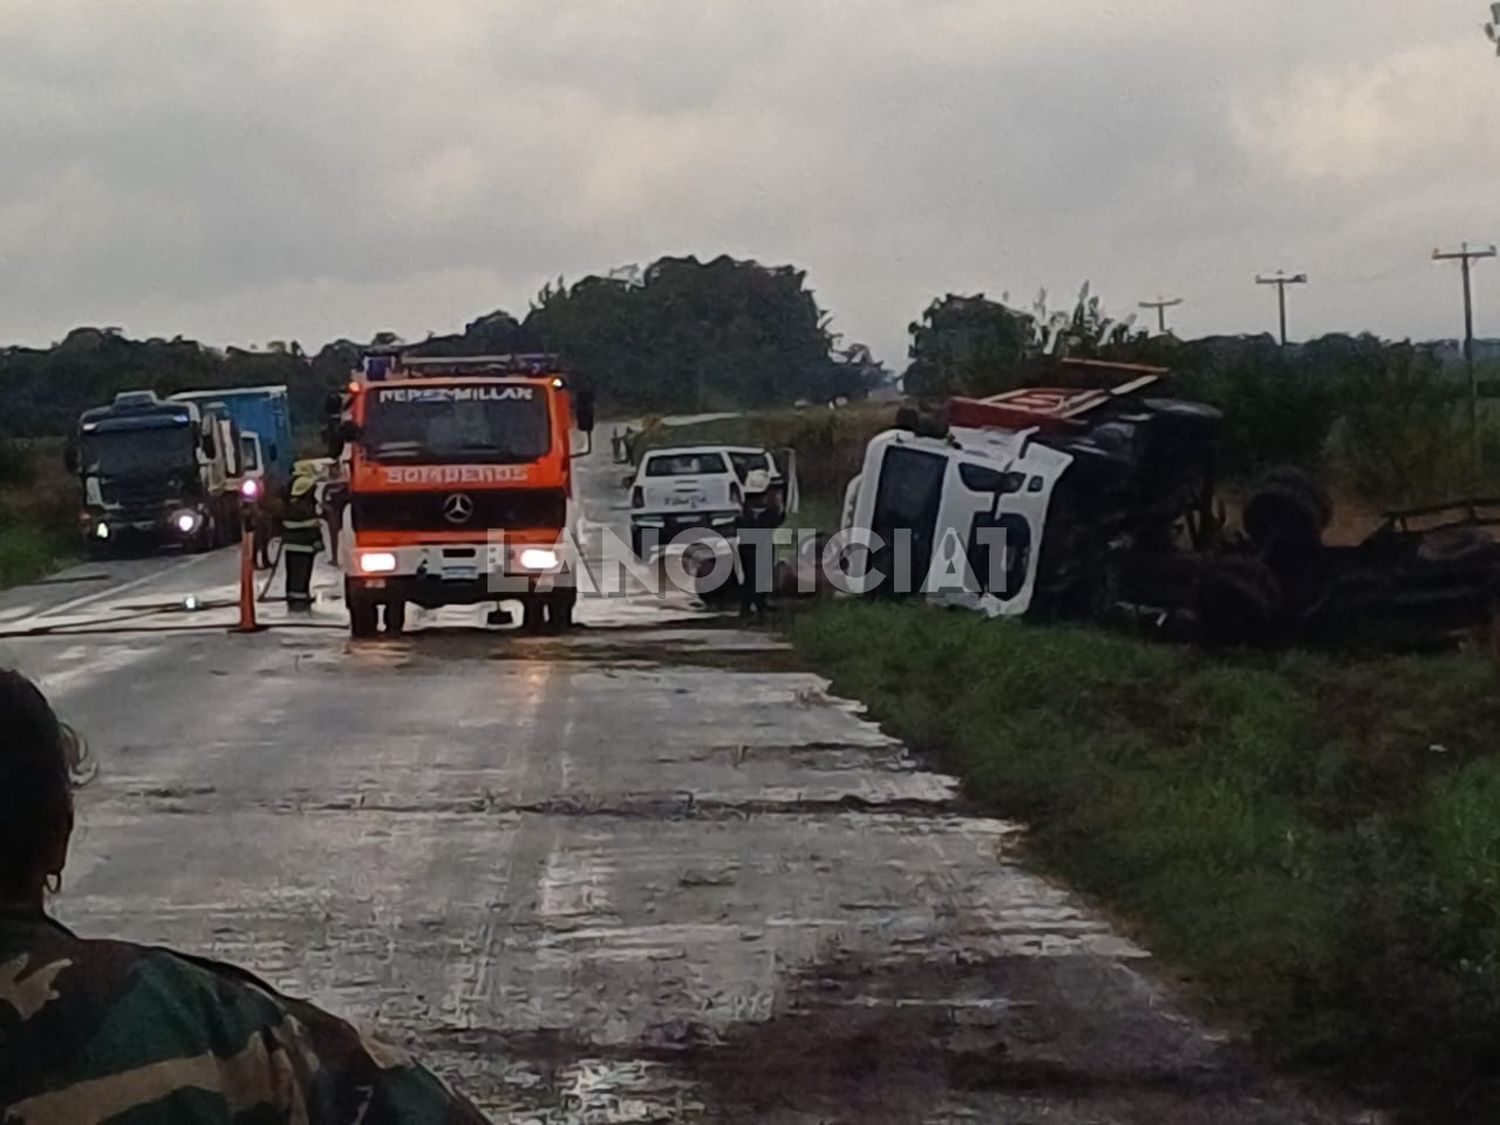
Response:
[792, 600, 1500, 1118]
[0, 520, 73, 590]
[0, 438, 80, 590]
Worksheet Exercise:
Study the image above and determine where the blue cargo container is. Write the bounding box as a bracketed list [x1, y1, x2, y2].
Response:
[171, 386, 294, 488]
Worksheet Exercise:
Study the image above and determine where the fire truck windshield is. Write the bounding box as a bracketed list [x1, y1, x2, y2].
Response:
[364, 385, 552, 464]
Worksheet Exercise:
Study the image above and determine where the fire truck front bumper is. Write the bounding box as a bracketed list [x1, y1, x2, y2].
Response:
[345, 541, 571, 606]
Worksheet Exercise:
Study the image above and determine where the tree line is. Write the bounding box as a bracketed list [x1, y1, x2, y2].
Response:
[3, 257, 1491, 502]
[904, 286, 1499, 500]
[0, 255, 886, 440]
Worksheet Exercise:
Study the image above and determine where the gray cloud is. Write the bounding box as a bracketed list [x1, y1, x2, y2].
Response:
[1, 0, 1496, 364]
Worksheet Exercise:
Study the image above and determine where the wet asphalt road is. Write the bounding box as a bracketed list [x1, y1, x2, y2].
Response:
[0, 451, 1356, 1123]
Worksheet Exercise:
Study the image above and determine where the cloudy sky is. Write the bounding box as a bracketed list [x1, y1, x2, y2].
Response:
[1, 0, 1496, 365]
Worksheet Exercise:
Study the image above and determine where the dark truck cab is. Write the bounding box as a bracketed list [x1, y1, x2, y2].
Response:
[66, 391, 242, 553]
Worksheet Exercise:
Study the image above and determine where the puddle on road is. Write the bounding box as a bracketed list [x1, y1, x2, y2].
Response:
[494, 1057, 708, 1124]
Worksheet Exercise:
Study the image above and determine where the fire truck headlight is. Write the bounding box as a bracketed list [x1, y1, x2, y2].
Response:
[359, 552, 398, 574]
[519, 548, 560, 571]
[172, 510, 202, 535]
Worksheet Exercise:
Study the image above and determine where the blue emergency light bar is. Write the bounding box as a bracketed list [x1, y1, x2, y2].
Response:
[358, 352, 564, 381]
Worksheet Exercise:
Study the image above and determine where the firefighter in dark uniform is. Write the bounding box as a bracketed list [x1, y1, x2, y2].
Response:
[281, 472, 323, 612]
[736, 468, 784, 619]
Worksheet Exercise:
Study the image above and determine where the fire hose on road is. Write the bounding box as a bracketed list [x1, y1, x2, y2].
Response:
[0, 527, 342, 640]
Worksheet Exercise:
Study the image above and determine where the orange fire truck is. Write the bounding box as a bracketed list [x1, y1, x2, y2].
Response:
[329, 351, 595, 638]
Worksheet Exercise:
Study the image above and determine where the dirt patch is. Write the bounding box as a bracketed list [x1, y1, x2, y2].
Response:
[675, 953, 1351, 1124]
[410, 953, 1355, 1123]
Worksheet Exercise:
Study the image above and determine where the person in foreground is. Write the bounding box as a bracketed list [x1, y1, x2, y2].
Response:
[0, 668, 489, 1123]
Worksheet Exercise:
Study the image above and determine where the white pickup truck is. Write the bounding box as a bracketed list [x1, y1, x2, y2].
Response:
[629, 446, 744, 557]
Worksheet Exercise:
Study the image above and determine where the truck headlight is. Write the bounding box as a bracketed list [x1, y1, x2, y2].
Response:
[94, 522, 110, 540]
[172, 510, 202, 535]
[518, 548, 560, 571]
[359, 552, 398, 574]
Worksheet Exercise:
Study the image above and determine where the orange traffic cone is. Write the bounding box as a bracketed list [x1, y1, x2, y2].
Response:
[235, 521, 261, 633]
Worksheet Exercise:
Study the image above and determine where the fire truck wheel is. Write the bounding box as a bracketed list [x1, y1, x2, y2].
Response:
[347, 586, 379, 639]
[383, 600, 407, 635]
[521, 599, 547, 633]
[548, 593, 576, 631]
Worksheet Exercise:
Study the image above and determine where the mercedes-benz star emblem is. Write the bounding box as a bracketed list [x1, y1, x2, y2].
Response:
[442, 493, 475, 525]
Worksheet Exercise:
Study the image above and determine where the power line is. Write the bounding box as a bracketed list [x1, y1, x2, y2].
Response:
[1432, 241, 1497, 472]
[1255, 271, 1308, 346]
[1137, 297, 1184, 335]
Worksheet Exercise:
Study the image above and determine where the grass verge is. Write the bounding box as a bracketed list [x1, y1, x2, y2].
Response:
[792, 599, 1500, 1120]
[0, 519, 74, 589]
[0, 437, 79, 590]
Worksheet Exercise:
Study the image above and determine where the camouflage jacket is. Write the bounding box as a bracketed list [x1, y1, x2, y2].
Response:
[0, 911, 489, 1124]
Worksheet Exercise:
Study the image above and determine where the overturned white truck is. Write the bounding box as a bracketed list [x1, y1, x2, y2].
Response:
[841, 360, 1500, 647]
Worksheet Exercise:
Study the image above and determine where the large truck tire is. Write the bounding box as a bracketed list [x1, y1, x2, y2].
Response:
[520, 598, 547, 633]
[548, 591, 577, 632]
[193, 514, 217, 554]
[1243, 466, 1331, 567]
[383, 599, 407, 636]
[346, 583, 378, 639]
[1258, 467, 1333, 527]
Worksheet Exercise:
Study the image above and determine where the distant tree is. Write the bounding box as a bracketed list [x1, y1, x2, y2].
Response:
[1033, 282, 1149, 359]
[904, 284, 1163, 399]
[903, 294, 1036, 398]
[521, 255, 845, 411]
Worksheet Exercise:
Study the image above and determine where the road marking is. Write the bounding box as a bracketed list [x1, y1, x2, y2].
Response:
[30, 642, 158, 702]
[38, 552, 223, 622]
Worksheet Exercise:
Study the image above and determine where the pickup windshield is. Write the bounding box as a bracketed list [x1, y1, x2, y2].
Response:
[364, 385, 551, 464]
[645, 452, 729, 477]
[81, 427, 196, 477]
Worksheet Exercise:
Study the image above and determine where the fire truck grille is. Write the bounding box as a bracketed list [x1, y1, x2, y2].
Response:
[352, 488, 566, 533]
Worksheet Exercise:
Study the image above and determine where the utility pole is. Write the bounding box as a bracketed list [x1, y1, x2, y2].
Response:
[1138, 296, 1184, 335]
[1255, 272, 1308, 346]
[1433, 241, 1497, 472]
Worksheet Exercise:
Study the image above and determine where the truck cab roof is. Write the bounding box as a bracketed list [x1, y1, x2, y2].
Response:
[80, 396, 196, 432]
